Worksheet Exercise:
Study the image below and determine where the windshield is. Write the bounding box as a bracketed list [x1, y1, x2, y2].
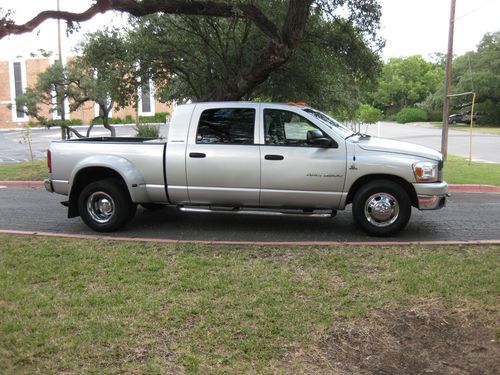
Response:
[302, 108, 354, 138]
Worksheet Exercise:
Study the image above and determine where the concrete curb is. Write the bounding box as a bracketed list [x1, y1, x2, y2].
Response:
[448, 184, 500, 193]
[0, 181, 44, 188]
[0, 229, 499, 246]
[1, 181, 500, 193]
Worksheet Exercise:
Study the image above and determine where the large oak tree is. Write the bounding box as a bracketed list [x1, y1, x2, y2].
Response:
[1, 0, 382, 105]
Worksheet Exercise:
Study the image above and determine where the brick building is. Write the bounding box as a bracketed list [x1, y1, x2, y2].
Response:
[0, 57, 171, 128]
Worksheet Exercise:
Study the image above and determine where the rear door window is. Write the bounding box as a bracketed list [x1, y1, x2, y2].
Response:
[196, 108, 255, 144]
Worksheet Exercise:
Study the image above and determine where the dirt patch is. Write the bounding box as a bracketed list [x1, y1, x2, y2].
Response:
[279, 304, 499, 374]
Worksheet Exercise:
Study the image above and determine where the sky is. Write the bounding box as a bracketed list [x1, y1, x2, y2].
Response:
[0, 0, 499, 61]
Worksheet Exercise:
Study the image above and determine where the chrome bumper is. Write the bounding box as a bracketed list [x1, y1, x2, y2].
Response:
[413, 181, 449, 210]
[44, 178, 54, 193]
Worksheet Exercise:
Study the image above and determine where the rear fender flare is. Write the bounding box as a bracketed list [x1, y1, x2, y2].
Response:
[69, 155, 148, 203]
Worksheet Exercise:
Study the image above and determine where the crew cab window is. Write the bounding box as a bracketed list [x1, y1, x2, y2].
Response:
[264, 109, 329, 146]
[197, 108, 255, 144]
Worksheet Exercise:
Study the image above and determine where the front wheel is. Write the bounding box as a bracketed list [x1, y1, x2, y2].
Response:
[352, 180, 411, 236]
[78, 178, 136, 232]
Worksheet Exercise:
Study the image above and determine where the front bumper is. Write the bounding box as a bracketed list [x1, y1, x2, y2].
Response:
[413, 181, 449, 210]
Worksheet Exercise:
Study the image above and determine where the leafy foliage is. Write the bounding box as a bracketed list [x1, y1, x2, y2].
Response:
[450, 32, 500, 124]
[134, 124, 161, 138]
[127, 0, 383, 112]
[372, 55, 444, 113]
[68, 29, 139, 136]
[139, 112, 169, 124]
[355, 104, 383, 124]
[395, 107, 428, 124]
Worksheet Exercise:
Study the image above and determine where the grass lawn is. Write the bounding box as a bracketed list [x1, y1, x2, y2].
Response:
[0, 160, 47, 181]
[0, 235, 498, 374]
[431, 122, 500, 135]
[444, 154, 500, 186]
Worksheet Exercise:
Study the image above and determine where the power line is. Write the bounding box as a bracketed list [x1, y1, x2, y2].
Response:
[455, 0, 498, 20]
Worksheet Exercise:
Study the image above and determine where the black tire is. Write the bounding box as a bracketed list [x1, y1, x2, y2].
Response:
[352, 180, 411, 236]
[140, 203, 167, 211]
[78, 178, 136, 232]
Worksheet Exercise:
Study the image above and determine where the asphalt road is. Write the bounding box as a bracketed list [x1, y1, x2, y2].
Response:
[0, 187, 498, 242]
[1, 122, 499, 163]
[365, 122, 500, 163]
[0, 125, 165, 163]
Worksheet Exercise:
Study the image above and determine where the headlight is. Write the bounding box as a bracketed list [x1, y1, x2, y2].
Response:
[413, 161, 438, 182]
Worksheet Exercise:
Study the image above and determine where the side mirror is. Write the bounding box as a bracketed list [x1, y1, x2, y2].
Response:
[307, 129, 332, 147]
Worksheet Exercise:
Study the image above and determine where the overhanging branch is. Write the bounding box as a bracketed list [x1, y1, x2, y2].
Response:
[0, 0, 281, 40]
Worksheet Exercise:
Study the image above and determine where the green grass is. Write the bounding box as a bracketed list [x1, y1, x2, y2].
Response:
[0, 160, 48, 181]
[431, 122, 500, 135]
[444, 154, 500, 185]
[0, 235, 498, 374]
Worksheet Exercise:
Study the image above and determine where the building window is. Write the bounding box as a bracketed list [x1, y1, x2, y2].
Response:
[138, 79, 155, 116]
[10, 60, 27, 120]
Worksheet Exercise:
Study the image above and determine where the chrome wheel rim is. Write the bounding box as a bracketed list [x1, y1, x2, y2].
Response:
[364, 192, 399, 227]
[87, 191, 115, 224]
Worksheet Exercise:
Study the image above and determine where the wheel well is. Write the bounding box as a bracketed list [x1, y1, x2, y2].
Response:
[68, 167, 128, 218]
[346, 174, 418, 207]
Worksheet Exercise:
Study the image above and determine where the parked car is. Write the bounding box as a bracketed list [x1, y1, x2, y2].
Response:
[449, 113, 465, 124]
[45, 102, 448, 236]
[449, 111, 482, 124]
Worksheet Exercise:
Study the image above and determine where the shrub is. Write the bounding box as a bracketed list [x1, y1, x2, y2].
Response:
[395, 108, 428, 123]
[91, 117, 126, 125]
[46, 119, 83, 127]
[139, 112, 169, 124]
[356, 104, 384, 124]
[427, 110, 443, 122]
[134, 124, 160, 138]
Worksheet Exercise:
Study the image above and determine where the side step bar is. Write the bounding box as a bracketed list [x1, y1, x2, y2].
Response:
[178, 206, 337, 218]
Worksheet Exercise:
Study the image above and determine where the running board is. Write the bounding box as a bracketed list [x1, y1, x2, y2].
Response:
[178, 206, 337, 218]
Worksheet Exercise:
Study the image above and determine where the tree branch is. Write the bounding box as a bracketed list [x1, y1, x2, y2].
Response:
[0, 0, 281, 40]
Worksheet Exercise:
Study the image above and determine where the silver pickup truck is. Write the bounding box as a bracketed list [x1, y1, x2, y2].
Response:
[45, 102, 448, 236]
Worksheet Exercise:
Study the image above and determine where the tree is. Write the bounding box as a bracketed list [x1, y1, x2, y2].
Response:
[451, 32, 500, 124]
[11, 62, 86, 139]
[12, 29, 138, 138]
[127, 1, 381, 110]
[67, 29, 138, 137]
[372, 55, 444, 113]
[1, 0, 382, 106]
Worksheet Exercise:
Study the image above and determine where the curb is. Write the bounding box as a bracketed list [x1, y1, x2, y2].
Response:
[448, 184, 500, 193]
[0, 181, 44, 188]
[0, 229, 499, 246]
[1, 181, 500, 193]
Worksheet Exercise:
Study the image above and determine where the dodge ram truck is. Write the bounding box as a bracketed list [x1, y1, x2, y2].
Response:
[45, 102, 448, 236]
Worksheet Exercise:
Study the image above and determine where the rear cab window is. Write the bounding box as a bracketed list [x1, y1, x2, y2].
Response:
[196, 108, 255, 144]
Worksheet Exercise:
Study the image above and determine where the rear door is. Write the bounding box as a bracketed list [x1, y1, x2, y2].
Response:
[185, 103, 261, 206]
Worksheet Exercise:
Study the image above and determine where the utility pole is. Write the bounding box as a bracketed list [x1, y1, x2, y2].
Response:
[57, 0, 63, 65]
[56, 0, 68, 139]
[441, 0, 456, 160]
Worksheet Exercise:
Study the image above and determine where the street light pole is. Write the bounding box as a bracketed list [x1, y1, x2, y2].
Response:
[441, 0, 457, 160]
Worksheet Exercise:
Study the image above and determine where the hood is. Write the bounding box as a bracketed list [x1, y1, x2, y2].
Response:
[354, 136, 442, 161]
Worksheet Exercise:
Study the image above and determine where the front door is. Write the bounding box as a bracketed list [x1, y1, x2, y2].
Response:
[186, 105, 261, 206]
[260, 108, 346, 209]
